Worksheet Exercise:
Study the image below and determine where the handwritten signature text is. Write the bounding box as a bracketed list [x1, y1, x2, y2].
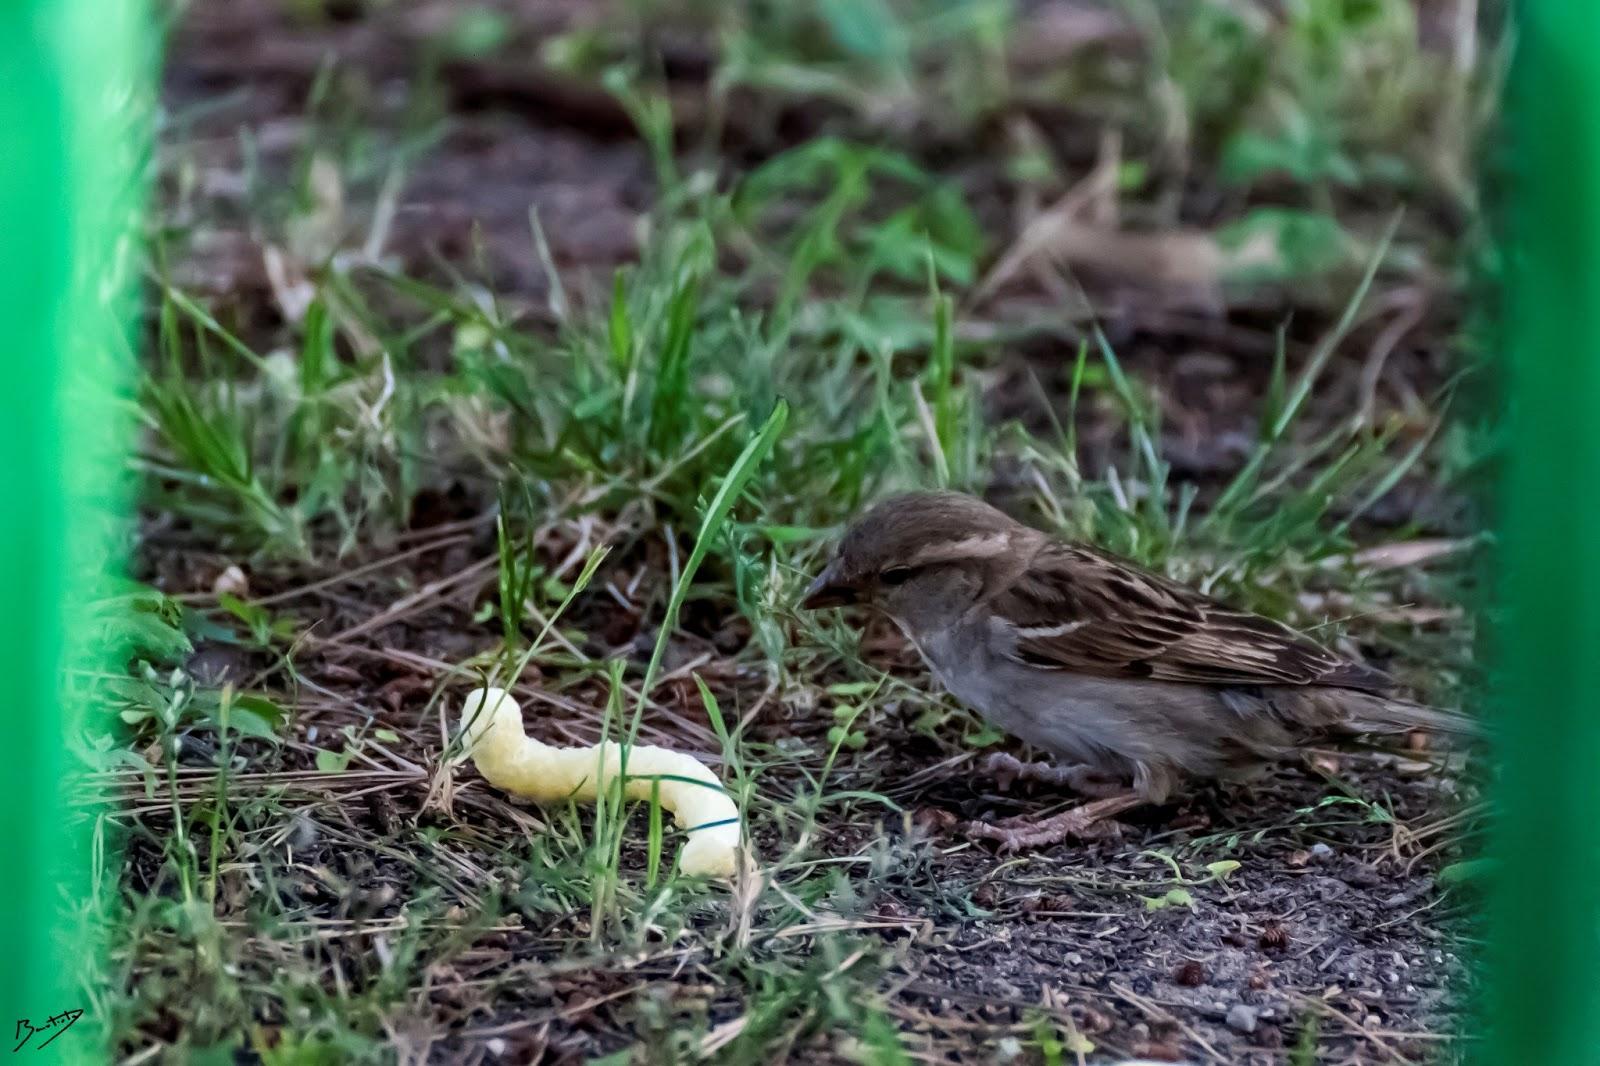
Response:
[14, 1010, 83, 1052]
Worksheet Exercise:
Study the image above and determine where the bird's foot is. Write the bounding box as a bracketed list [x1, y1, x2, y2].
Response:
[981, 752, 1125, 798]
[961, 793, 1144, 852]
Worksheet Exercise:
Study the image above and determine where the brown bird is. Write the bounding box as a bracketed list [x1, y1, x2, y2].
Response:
[801, 491, 1471, 849]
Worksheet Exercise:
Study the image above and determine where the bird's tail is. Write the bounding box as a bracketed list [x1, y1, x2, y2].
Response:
[1269, 686, 1480, 739]
[1345, 695, 1480, 738]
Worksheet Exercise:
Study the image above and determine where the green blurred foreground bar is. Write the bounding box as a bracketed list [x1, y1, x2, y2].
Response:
[0, 0, 145, 1058]
[1484, 3, 1600, 1065]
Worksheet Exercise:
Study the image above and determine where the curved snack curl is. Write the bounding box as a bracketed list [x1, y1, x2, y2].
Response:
[457, 687, 741, 877]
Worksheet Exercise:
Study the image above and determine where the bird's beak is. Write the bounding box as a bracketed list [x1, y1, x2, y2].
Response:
[801, 561, 857, 610]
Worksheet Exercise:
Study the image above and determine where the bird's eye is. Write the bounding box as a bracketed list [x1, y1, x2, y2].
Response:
[879, 566, 918, 587]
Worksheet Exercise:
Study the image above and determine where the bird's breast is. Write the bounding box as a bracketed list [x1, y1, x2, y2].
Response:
[903, 619, 1161, 768]
[902, 621, 1012, 718]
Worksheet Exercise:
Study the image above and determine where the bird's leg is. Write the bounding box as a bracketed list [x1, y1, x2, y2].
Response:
[961, 792, 1145, 852]
[981, 752, 1126, 798]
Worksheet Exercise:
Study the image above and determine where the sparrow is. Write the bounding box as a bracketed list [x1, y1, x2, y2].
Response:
[801, 491, 1471, 849]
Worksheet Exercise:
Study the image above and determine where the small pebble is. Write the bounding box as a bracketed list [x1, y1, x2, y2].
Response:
[212, 564, 249, 597]
[289, 811, 319, 849]
[1226, 1004, 1259, 1034]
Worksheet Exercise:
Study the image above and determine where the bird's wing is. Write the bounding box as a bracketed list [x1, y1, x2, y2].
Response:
[988, 542, 1391, 692]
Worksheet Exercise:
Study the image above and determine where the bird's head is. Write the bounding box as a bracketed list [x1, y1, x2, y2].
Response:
[801, 491, 1038, 633]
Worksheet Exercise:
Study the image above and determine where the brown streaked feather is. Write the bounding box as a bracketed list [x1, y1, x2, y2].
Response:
[991, 542, 1392, 693]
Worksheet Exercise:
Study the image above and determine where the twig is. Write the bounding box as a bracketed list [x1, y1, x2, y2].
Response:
[325, 555, 497, 643]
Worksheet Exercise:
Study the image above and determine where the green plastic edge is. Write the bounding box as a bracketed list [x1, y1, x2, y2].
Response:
[0, 0, 148, 1058]
[1483, 4, 1600, 1065]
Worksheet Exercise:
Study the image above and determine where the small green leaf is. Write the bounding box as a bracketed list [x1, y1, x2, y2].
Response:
[1205, 859, 1242, 881]
[817, 0, 905, 61]
[223, 695, 285, 743]
[234, 694, 285, 729]
[1144, 887, 1196, 911]
[1062, 1031, 1095, 1057]
[1439, 858, 1497, 887]
[444, 7, 510, 57]
[965, 726, 1005, 748]
[118, 613, 194, 662]
[760, 524, 829, 544]
[217, 591, 264, 626]
[315, 748, 353, 773]
[1218, 208, 1352, 282]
